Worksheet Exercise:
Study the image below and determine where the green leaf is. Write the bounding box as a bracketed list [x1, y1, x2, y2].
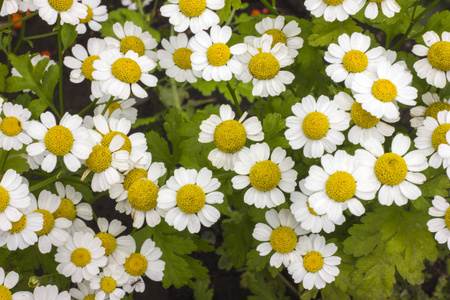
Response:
[321, 282, 350, 300]
[246, 249, 269, 272]
[0, 63, 7, 92]
[2, 153, 30, 174]
[231, 0, 241, 9]
[262, 113, 289, 149]
[216, 0, 232, 24]
[241, 270, 291, 300]
[308, 18, 363, 47]
[422, 9, 450, 35]
[145, 130, 173, 168]
[193, 278, 214, 300]
[61, 23, 78, 53]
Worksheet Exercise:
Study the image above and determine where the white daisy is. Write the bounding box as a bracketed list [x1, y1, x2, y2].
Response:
[90, 264, 129, 300]
[0, 268, 23, 300]
[1, 0, 19, 16]
[160, 0, 224, 34]
[70, 282, 96, 300]
[284, 95, 350, 158]
[33, 0, 87, 25]
[0, 169, 30, 231]
[437, 131, 450, 178]
[75, 0, 107, 34]
[355, 134, 428, 206]
[287, 234, 341, 290]
[364, 0, 400, 19]
[94, 98, 138, 124]
[32, 285, 70, 300]
[412, 31, 450, 89]
[121, 0, 152, 10]
[198, 104, 264, 171]
[351, 59, 418, 120]
[0, 102, 32, 151]
[231, 143, 297, 209]
[304, 0, 364, 22]
[0, 208, 43, 251]
[158, 167, 224, 233]
[410, 92, 450, 128]
[427, 195, 450, 249]
[253, 209, 309, 268]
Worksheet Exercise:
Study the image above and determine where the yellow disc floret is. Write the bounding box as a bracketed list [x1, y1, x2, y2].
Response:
[431, 123, 450, 150]
[351, 101, 380, 128]
[342, 50, 368, 73]
[176, 184, 206, 214]
[269, 226, 297, 254]
[0, 286, 12, 300]
[48, 0, 73, 11]
[173, 48, 193, 70]
[372, 79, 397, 102]
[213, 120, 247, 153]
[101, 131, 132, 153]
[108, 102, 122, 116]
[323, 0, 345, 5]
[425, 102, 450, 120]
[427, 41, 450, 72]
[124, 253, 148, 276]
[264, 29, 287, 47]
[34, 209, 55, 236]
[95, 232, 117, 256]
[374, 153, 407, 185]
[8, 213, 27, 234]
[111, 58, 141, 84]
[120, 36, 146, 57]
[44, 125, 74, 156]
[178, 0, 206, 17]
[325, 171, 356, 202]
[128, 179, 159, 211]
[123, 168, 148, 190]
[83, 295, 95, 300]
[249, 53, 280, 80]
[445, 207, 450, 229]
[249, 160, 281, 192]
[85, 145, 112, 173]
[79, 4, 93, 23]
[101, 277, 117, 294]
[0, 116, 22, 136]
[369, 0, 384, 3]
[82, 55, 100, 81]
[302, 112, 330, 140]
[303, 251, 324, 273]
[0, 186, 10, 213]
[71, 248, 92, 267]
[207, 43, 231, 67]
[53, 198, 77, 221]
[307, 201, 319, 216]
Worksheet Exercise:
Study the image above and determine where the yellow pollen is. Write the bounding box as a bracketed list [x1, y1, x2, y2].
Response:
[71, 248, 92, 267]
[100, 277, 117, 294]
[249, 160, 281, 192]
[108, 102, 122, 116]
[44, 125, 74, 156]
[0, 117, 22, 136]
[302, 112, 330, 140]
[48, 0, 73, 11]
[34, 209, 55, 236]
[173, 48, 193, 70]
[372, 79, 397, 102]
[95, 232, 117, 256]
[427, 41, 450, 72]
[124, 253, 148, 276]
[264, 29, 287, 47]
[303, 251, 324, 273]
[431, 124, 450, 150]
[269, 226, 297, 254]
[111, 58, 141, 84]
[81, 55, 99, 81]
[101, 131, 132, 153]
[85, 145, 112, 173]
[307, 201, 319, 216]
[128, 179, 159, 211]
[120, 36, 146, 57]
[8, 213, 27, 234]
[445, 207, 450, 229]
[249, 52, 280, 80]
[425, 102, 450, 120]
[79, 4, 93, 23]
[213, 120, 247, 153]
[0, 286, 12, 300]
[206, 43, 231, 67]
[124, 168, 148, 190]
[342, 50, 368, 73]
[53, 198, 77, 221]
[178, 0, 206, 17]
[0, 186, 10, 213]
[323, 0, 345, 5]
[325, 171, 356, 202]
[83, 295, 95, 300]
[176, 184, 205, 214]
[374, 152, 407, 185]
[351, 101, 380, 128]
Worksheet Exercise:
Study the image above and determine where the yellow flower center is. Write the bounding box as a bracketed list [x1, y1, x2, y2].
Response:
[176, 184, 205, 214]
[0, 116, 22, 136]
[85, 145, 112, 173]
[95, 232, 117, 256]
[325, 171, 356, 202]
[34, 209, 55, 236]
[369, 0, 384, 2]
[71, 248, 92, 267]
[79, 4, 93, 23]
[342, 50, 368, 73]
[269, 226, 297, 254]
[425, 102, 450, 120]
[213, 120, 247, 153]
[178, 0, 206, 17]
[0, 186, 10, 213]
[44, 125, 74, 156]
[8, 213, 27, 234]
[120, 36, 146, 57]
[124, 253, 148, 276]
[372, 79, 397, 102]
[323, 0, 345, 5]
[101, 131, 132, 153]
[108, 102, 122, 116]
[249, 160, 281, 192]
[427, 41, 450, 72]
[445, 207, 450, 229]
[100, 277, 117, 294]
[111, 58, 141, 84]
[53, 198, 77, 221]
[351, 101, 380, 128]
[48, 0, 73, 11]
[83, 295, 95, 300]
[82, 55, 99, 81]
[264, 29, 287, 48]
[302, 112, 330, 140]
[431, 123, 450, 150]
[249, 52, 280, 80]
[307, 201, 319, 216]
[206, 43, 231, 67]
[303, 251, 324, 273]
[0, 286, 12, 300]
[128, 179, 159, 211]
[173, 48, 193, 70]
[124, 168, 148, 190]
[374, 153, 407, 185]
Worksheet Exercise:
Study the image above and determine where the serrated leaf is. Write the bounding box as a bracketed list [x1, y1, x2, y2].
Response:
[246, 249, 269, 272]
[308, 18, 363, 47]
[424, 10, 450, 34]
[3, 154, 29, 174]
[61, 23, 77, 53]
[262, 113, 289, 149]
[321, 282, 350, 300]
[193, 278, 214, 300]
[145, 130, 173, 169]
[241, 270, 291, 300]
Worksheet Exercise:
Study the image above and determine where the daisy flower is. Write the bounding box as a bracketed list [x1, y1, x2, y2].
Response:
[284, 95, 350, 158]
[231, 143, 297, 209]
[253, 209, 309, 268]
[0, 268, 22, 300]
[190, 25, 246, 82]
[427, 195, 450, 249]
[334, 91, 395, 146]
[70, 282, 96, 300]
[63, 38, 108, 99]
[32, 285, 70, 300]
[290, 180, 345, 234]
[75, 0, 107, 34]
[412, 31, 450, 89]
[304, 0, 364, 22]
[324, 32, 384, 88]
[0, 102, 32, 151]
[0, 169, 30, 231]
[26, 112, 92, 172]
[94, 98, 138, 124]
[351, 59, 418, 120]
[287, 234, 341, 290]
[355, 134, 428, 206]
[33, 0, 87, 25]
[198, 104, 264, 171]
[157, 33, 202, 83]
[437, 131, 450, 178]
[93, 48, 157, 99]
[160, 0, 224, 34]
[1, 0, 19, 16]
[158, 167, 224, 233]
[410, 92, 450, 128]
[364, 0, 400, 19]
[121, 0, 152, 11]
[90, 264, 129, 300]
[0, 208, 43, 251]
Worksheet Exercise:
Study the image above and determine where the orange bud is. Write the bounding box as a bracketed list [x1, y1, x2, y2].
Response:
[40, 51, 51, 58]
[262, 8, 269, 14]
[11, 14, 22, 29]
[251, 9, 261, 15]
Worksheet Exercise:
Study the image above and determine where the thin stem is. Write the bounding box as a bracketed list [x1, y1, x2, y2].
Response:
[101, 96, 115, 115]
[260, 0, 279, 15]
[137, 0, 145, 16]
[276, 273, 300, 297]
[170, 77, 181, 109]
[0, 150, 10, 175]
[78, 97, 99, 116]
[226, 82, 242, 116]
[24, 31, 58, 40]
[225, 8, 236, 26]
[57, 20, 64, 117]
[29, 170, 66, 192]
[13, 16, 26, 54]
[0, 11, 38, 30]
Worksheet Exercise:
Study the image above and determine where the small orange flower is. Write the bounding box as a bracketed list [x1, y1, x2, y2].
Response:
[41, 51, 51, 58]
[251, 9, 261, 15]
[11, 13, 22, 29]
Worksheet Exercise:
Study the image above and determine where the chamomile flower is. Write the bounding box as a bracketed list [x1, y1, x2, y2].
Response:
[0, 208, 43, 251]
[304, 0, 364, 22]
[427, 196, 450, 249]
[324, 32, 384, 88]
[364, 0, 400, 19]
[0, 102, 32, 151]
[437, 131, 450, 178]
[32, 285, 70, 300]
[253, 209, 309, 268]
[287, 234, 341, 290]
[410, 92, 450, 128]
[198, 104, 264, 171]
[33, 0, 87, 25]
[355, 134, 428, 206]
[157, 33, 201, 83]
[160, 0, 224, 34]
[351, 59, 417, 120]
[94, 98, 138, 124]
[158, 167, 224, 233]
[121, 0, 152, 10]
[0, 0, 19, 16]
[0, 169, 30, 231]
[70, 282, 96, 300]
[90, 264, 129, 300]
[0, 268, 21, 300]
[412, 31, 450, 89]
[93, 48, 157, 99]
[231, 143, 297, 208]
[285, 95, 350, 158]
[75, 0, 107, 34]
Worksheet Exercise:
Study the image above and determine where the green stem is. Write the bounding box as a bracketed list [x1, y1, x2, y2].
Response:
[226, 82, 242, 116]
[29, 170, 66, 192]
[260, 0, 279, 15]
[13, 16, 26, 54]
[0, 151, 10, 175]
[0, 11, 38, 30]
[276, 273, 299, 297]
[24, 31, 58, 40]
[170, 77, 181, 109]
[137, 0, 145, 16]
[57, 20, 64, 117]
[78, 97, 99, 116]
[225, 8, 236, 26]
[101, 96, 115, 115]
